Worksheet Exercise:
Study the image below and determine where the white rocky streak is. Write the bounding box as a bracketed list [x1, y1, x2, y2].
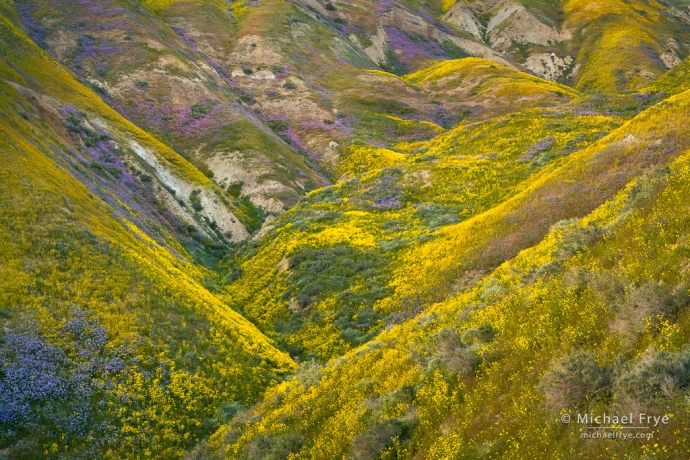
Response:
[363, 26, 390, 66]
[524, 53, 574, 81]
[486, 1, 571, 50]
[127, 139, 249, 241]
[442, 3, 485, 40]
[661, 51, 681, 69]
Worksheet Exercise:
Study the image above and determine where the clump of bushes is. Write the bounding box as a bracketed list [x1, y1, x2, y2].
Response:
[430, 327, 487, 377]
[540, 350, 612, 413]
[190, 189, 203, 212]
[347, 386, 418, 460]
[90, 161, 122, 179]
[282, 80, 297, 91]
[541, 347, 690, 414]
[238, 431, 304, 460]
[615, 347, 690, 405]
[518, 136, 556, 163]
[279, 244, 390, 348]
[236, 88, 257, 104]
[190, 103, 211, 120]
[414, 203, 461, 229]
[348, 418, 415, 460]
[267, 119, 289, 133]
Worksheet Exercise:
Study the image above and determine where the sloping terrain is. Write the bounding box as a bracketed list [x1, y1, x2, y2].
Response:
[0, 5, 294, 458]
[203, 131, 690, 458]
[3, 0, 690, 459]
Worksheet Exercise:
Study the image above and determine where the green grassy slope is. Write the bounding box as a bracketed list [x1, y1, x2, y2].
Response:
[645, 55, 690, 97]
[404, 57, 580, 120]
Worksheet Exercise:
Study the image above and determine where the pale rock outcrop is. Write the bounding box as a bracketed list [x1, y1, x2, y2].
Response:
[487, 2, 571, 50]
[661, 51, 681, 69]
[524, 52, 574, 81]
[380, 7, 514, 68]
[661, 39, 683, 69]
[251, 70, 276, 80]
[442, 3, 485, 40]
[207, 151, 298, 215]
[125, 139, 249, 241]
[362, 26, 390, 66]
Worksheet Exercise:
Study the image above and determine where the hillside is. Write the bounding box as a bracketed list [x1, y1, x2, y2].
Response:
[0, 5, 294, 458]
[3, 0, 690, 459]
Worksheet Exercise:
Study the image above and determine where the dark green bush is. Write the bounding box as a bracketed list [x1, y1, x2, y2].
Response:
[190, 104, 211, 120]
[267, 119, 289, 133]
[190, 190, 203, 212]
[347, 418, 414, 460]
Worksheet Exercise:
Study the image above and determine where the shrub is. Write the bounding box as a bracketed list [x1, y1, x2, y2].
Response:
[236, 88, 257, 104]
[622, 281, 686, 320]
[190, 190, 203, 212]
[282, 80, 297, 91]
[461, 324, 497, 345]
[433, 328, 481, 377]
[540, 350, 612, 413]
[135, 80, 149, 89]
[226, 181, 244, 198]
[615, 348, 690, 405]
[295, 360, 324, 388]
[190, 103, 211, 120]
[518, 136, 556, 163]
[90, 161, 122, 179]
[554, 222, 603, 259]
[214, 401, 244, 425]
[348, 418, 413, 460]
[193, 160, 215, 179]
[239, 431, 304, 460]
[267, 119, 289, 133]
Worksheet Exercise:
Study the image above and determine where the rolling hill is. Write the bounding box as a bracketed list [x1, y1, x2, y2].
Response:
[3, 0, 690, 459]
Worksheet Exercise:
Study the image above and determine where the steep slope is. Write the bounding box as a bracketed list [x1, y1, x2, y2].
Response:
[218, 59, 639, 360]
[404, 57, 579, 120]
[143, 0, 490, 170]
[4, 0, 690, 458]
[15, 0, 325, 218]
[216, 50, 690, 363]
[200, 90, 690, 459]
[563, 0, 690, 91]
[0, 6, 295, 459]
[645, 55, 690, 97]
[441, 0, 690, 90]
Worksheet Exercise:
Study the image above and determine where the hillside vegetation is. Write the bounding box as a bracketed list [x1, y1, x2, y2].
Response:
[3, 0, 690, 459]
